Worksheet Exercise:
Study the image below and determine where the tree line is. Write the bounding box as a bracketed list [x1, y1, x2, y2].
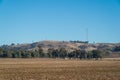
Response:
[0, 46, 103, 60]
[113, 46, 120, 52]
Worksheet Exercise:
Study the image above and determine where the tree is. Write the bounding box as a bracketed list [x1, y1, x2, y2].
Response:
[92, 50, 103, 60]
[31, 52, 35, 58]
[2, 50, 8, 58]
[52, 49, 59, 58]
[38, 45, 44, 58]
[16, 50, 22, 58]
[10, 50, 17, 58]
[79, 50, 87, 59]
[11, 43, 15, 46]
[34, 50, 39, 58]
[87, 51, 93, 59]
[113, 46, 120, 52]
[75, 49, 81, 58]
[21, 50, 31, 58]
[47, 48, 54, 58]
[0, 48, 3, 57]
[59, 48, 67, 58]
[68, 51, 75, 59]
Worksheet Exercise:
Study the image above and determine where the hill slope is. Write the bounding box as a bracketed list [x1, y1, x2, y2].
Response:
[0, 40, 120, 57]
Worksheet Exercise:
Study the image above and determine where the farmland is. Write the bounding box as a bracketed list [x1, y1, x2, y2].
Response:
[0, 58, 119, 80]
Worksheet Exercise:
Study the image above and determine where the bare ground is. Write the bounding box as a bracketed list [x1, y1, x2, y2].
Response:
[0, 58, 119, 80]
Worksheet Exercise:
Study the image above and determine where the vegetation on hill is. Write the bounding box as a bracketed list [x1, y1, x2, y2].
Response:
[0, 46, 103, 60]
[113, 46, 120, 52]
[0, 40, 120, 58]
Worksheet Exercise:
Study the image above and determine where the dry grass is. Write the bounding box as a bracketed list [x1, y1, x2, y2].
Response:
[0, 58, 119, 80]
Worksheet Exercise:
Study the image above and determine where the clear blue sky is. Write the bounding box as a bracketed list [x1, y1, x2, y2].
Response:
[0, 0, 120, 45]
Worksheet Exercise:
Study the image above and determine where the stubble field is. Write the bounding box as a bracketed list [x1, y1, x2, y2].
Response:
[0, 58, 119, 80]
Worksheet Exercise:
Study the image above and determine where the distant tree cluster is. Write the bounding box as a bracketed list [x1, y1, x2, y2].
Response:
[0, 46, 103, 60]
[113, 46, 120, 52]
[70, 40, 88, 44]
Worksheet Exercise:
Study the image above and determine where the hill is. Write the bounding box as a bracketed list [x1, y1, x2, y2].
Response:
[0, 40, 120, 58]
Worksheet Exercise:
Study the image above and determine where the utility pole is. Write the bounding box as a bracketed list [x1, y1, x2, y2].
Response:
[86, 28, 89, 51]
[86, 28, 88, 43]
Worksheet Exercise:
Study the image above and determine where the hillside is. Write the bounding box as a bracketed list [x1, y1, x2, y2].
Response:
[0, 40, 120, 57]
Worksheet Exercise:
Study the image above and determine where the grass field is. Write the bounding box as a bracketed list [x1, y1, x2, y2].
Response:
[0, 58, 119, 80]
